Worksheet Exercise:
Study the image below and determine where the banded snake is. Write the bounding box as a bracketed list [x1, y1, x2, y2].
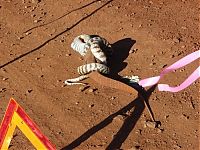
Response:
[64, 34, 156, 122]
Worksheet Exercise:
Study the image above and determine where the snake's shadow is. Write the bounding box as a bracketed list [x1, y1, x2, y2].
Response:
[108, 38, 136, 78]
[61, 85, 157, 150]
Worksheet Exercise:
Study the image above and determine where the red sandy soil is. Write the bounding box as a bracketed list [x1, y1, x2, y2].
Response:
[0, 0, 199, 149]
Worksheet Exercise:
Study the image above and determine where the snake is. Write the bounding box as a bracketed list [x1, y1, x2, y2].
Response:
[64, 34, 156, 122]
[65, 34, 114, 85]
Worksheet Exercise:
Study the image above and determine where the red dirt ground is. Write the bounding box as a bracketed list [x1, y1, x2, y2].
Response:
[0, 0, 199, 149]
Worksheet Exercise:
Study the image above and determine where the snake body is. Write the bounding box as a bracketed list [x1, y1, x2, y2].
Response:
[65, 34, 155, 122]
[65, 34, 112, 85]
[65, 34, 139, 85]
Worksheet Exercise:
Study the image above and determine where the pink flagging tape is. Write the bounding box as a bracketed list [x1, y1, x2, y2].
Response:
[139, 50, 200, 92]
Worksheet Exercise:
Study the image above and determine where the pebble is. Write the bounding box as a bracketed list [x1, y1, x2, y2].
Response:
[24, 5, 31, 9]
[65, 53, 71, 57]
[79, 86, 89, 92]
[162, 64, 167, 68]
[110, 96, 116, 100]
[89, 104, 94, 108]
[115, 6, 120, 9]
[173, 144, 181, 149]
[18, 36, 24, 40]
[114, 115, 124, 122]
[129, 48, 138, 54]
[181, 45, 186, 48]
[150, 62, 156, 66]
[144, 120, 157, 128]
[25, 32, 32, 36]
[61, 84, 66, 87]
[128, 146, 140, 150]
[164, 115, 169, 119]
[31, 14, 36, 18]
[39, 75, 44, 78]
[149, 1, 153, 4]
[88, 88, 97, 93]
[173, 37, 181, 43]
[35, 57, 40, 60]
[181, 114, 189, 120]
[170, 54, 175, 58]
[0, 88, 6, 93]
[34, 19, 41, 23]
[157, 128, 164, 133]
[19, 56, 24, 60]
[2, 77, 8, 81]
[181, 26, 187, 30]
[1, 68, 7, 73]
[26, 89, 33, 93]
[31, 0, 41, 3]
[60, 39, 65, 43]
[135, 129, 142, 135]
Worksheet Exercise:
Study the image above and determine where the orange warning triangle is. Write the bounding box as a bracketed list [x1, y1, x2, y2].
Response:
[0, 98, 56, 150]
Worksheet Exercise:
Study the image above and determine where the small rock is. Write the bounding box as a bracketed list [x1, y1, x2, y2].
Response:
[41, 12, 47, 16]
[31, 0, 41, 3]
[89, 104, 94, 108]
[34, 19, 41, 23]
[173, 144, 181, 149]
[18, 36, 24, 40]
[115, 6, 120, 9]
[144, 120, 157, 128]
[135, 129, 142, 135]
[164, 115, 169, 119]
[79, 86, 89, 92]
[24, 5, 30, 9]
[31, 14, 36, 17]
[181, 26, 187, 30]
[0, 88, 6, 93]
[157, 128, 164, 133]
[129, 48, 138, 54]
[114, 115, 124, 121]
[110, 96, 116, 100]
[181, 45, 186, 48]
[128, 146, 140, 150]
[173, 37, 181, 43]
[25, 32, 32, 35]
[170, 54, 175, 58]
[2, 77, 8, 81]
[65, 53, 71, 57]
[88, 88, 97, 93]
[1, 68, 7, 73]
[61, 84, 66, 87]
[75, 102, 79, 105]
[149, 1, 153, 4]
[60, 39, 65, 43]
[35, 57, 40, 60]
[150, 62, 156, 66]
[181, 114, 189, 120]
[26, 89, 33, 93]
[39, 75, 44, 78]
[162, 64, 167, 68]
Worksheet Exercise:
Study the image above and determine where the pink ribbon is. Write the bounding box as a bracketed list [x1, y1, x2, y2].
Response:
[139, 50, 200, 92]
